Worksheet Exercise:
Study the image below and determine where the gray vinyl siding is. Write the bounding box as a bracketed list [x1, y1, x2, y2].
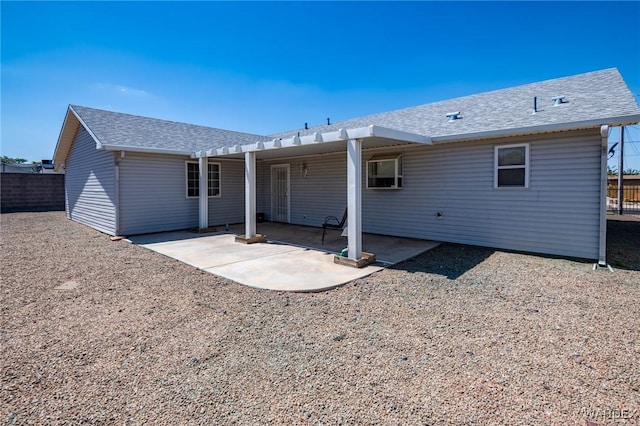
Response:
[258, 153, 347, 224]
[367, 130, 602, 259]
[209, 160, 245, 226]
[258, 130, 602, 260]
[118, 153, 244, 235]
[64, 127, 117, 235]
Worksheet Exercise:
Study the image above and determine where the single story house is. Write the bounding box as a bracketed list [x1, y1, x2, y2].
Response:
[53, 68, 640, 265]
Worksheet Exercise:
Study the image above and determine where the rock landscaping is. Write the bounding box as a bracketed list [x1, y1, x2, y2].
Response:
[1, 212, 638, 424]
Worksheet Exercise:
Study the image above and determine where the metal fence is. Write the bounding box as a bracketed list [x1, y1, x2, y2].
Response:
[607, 184, 640, 213]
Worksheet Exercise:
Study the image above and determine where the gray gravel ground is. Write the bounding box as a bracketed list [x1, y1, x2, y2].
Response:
[1, 212, 639, 425]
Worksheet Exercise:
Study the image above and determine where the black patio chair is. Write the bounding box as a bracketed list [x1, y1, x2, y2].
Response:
[321, 208, 347, 244]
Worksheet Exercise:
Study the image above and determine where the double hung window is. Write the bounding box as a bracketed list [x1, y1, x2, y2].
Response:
[495, 144, 529, 188]
[186, 162, 221, 197]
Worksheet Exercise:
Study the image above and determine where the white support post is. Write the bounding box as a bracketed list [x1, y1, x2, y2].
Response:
[347, 138, 362, 260]
[198, 156, 208, 230]
[598, 125, 609, 266]
[245, 151, 257, 239]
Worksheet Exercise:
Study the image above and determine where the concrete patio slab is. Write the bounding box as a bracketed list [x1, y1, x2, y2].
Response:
[128, 224, 439, 292]
[204, 247, 383, 292]
[129, 232, 299, 270]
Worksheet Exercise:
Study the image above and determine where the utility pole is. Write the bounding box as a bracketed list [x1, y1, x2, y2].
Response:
[617, 126, 624, 215]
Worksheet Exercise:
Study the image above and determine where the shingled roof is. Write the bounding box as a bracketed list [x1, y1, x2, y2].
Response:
[271, 68, 640, 142]
[54, 68, 640, 169]
[77, 105, 268, 151]
[53, 106, 270, 169]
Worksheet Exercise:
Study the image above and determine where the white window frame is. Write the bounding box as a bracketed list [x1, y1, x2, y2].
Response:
[494, 143, 530, 188]
[366, 154, 403, 189]
[185, 161, 222, 198]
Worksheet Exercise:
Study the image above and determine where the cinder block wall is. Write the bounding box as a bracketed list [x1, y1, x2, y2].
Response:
[0, 173, 65, 213]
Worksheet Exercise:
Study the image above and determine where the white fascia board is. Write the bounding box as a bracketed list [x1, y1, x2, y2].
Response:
[432, 114, 640, 144]
[293, 125, 431, 145]
[197, 141, 267, 157]
[100, 144, 192, 156]
[52, 109, 78, 172]
[198, 125, 431, 158]
[69, 106, 104, 149]
[368, 125, 432, 144]
[53, 106, 106, 171]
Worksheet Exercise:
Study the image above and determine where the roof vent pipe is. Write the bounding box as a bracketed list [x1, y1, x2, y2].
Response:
[446, 111, 461, 122]
[532, 96, 537, 114]
[304, 122, 308, 130]
[552, 96, 566, 106]
[327, 117, 331, 125]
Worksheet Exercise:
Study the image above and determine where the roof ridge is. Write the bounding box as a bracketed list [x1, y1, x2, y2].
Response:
[270, 68, 623, 137]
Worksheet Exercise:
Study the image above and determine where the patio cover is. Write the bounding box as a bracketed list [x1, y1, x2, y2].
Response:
[193, 125, 432, 263]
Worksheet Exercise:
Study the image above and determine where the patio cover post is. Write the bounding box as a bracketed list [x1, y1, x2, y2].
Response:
[198, 156, 208, 230]
[245, 151, 257, 238]
[347, 138, 362, 260]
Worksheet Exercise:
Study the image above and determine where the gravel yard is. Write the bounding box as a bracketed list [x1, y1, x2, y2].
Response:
[1, 211, 639, 425]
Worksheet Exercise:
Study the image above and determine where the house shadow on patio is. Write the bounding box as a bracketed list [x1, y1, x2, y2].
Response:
[253, 222, 441, 266]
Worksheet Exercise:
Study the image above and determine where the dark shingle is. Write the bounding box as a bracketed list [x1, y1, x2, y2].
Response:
[270, 68, 640, 140]
[70, 106, 270, 153]
[70, 68, 640, 153]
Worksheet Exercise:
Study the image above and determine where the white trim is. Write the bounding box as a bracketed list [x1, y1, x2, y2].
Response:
[53, 109, 78, 172]
[54, 106, 104, 172]
[598, 125, 609, 265]
[270, 164, 291, 223]
[102, 144, 192, 156]
[207, 162, 222, 198]
[69, 106, 103, 149]
[200, 125, 431, 158]
[433, 115, 640, 144]
[347, 139, 362, 260]
[245, 152, 257, 238]
[494, 143, 530, 188]
[185, 161, 222, 199]
[195, 116, 640, 160]
[114, 156, 121, 235]
[198, 157, 208, 230]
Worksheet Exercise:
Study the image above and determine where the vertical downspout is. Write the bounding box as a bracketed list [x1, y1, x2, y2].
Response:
[598, 125, 609, 266]
[617, 127, 624, 215]
[114, 151, 124, 236]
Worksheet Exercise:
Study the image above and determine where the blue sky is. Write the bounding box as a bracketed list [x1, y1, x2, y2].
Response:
[2, 1, 639, 169]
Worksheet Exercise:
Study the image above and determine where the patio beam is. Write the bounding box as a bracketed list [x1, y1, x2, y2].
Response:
[347, 138, 362, 260]
[198, 156, 208, 230]
[200, 125, 431, 159]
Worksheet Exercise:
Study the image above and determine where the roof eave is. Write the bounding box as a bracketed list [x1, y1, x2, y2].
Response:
[100, 144, 193, 156]
[432, 114, 640, 143]
[52, 108, 78, 172]
[52, 105, 105, 172]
